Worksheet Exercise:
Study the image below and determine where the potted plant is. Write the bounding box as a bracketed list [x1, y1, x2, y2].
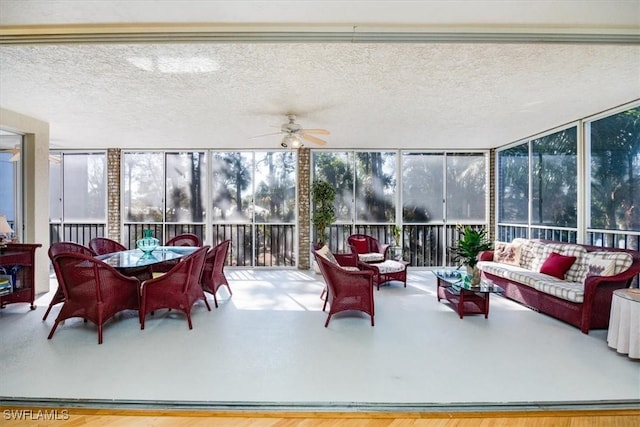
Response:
[448, 225, 492, 285]
[388, 225, 403, 260]
[392, 225, 402, 246]
[311, 179, 336, 247]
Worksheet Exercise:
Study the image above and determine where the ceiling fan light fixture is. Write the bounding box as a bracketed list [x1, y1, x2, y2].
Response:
[281, 133, 303, 149]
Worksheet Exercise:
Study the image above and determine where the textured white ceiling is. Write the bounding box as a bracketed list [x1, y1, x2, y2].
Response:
[1, 1, 639, 151]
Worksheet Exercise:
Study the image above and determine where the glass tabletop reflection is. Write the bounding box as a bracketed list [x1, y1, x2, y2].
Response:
[96, 246, 199, 269]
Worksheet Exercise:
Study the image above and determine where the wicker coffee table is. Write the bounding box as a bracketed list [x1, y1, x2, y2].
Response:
[433, 269, 502, 319]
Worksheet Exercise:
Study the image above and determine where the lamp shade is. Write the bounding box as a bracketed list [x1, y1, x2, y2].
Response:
[0, 215, 14, 234]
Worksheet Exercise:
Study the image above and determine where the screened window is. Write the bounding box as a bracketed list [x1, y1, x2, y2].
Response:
[313, 151, 354, 222]
[531, 128, 577, 227]
[49, 151, 107, 245]
[589, 107, 640, 232]
[210, 152, 253, 222]
[402, 153, 443, 223]
[62, 153, 107, 222]
[446, 153, 486, 222]
[498, 144, 529, 224]
[165, 152, 206, 223]
[355, 152, 396, 223]
[210, 150, 296, 267]
[123, 152, 164, 223]
[254, 151, 296, 223]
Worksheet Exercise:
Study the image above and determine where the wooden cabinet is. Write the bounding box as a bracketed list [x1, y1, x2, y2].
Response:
[0, 243, 42, 310]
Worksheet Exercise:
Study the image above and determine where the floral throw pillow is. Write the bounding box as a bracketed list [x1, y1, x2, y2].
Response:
[493, 242, 522, 266]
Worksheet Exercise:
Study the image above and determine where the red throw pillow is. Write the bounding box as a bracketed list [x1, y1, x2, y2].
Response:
[351, 238, 369, 254]
[540, 252, 577, 280]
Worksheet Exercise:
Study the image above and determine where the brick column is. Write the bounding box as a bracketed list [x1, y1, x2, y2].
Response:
[297, 147, 311, 270]
[107, 148, 121, 242]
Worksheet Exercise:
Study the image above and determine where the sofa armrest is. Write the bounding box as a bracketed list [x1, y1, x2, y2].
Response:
[479, 250, 494, 262]
[583, 261, 640, 293]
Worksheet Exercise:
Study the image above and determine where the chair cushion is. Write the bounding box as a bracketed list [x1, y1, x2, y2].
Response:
[375, 260, 406, 274]
[358, 253, 385, 263]
[351, 237, 369, 254]
[316, 245, 338, 264]
[540, 252, 577, 280]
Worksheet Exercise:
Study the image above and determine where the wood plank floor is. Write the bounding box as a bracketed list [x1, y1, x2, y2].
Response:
[2, 408, 639, 426]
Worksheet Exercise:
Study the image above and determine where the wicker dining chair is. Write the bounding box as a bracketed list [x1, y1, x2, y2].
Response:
[200, 240, 232, 308]
[89, 237, 127, 255]
[47, 252, 140, 344]
[140, 245, 210, 330]
[43, 242, 97, 321]
[165, 233, 202, 247]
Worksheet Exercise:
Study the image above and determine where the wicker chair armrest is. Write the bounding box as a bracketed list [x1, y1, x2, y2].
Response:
[379, 243, 390, 257]
[334, 252, 358, 267]
[331, 264, 374, 284]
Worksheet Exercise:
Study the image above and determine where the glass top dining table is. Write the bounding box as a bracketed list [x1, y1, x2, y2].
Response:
[95, 246, 199, 269]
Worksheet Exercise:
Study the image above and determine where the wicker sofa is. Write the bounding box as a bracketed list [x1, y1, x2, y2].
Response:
[477, 238, 640, 334]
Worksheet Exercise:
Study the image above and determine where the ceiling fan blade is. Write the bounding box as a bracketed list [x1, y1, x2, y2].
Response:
[301, 129, 330, 135]
[249, 131, 282, 139]
[301, 134, 327, 146]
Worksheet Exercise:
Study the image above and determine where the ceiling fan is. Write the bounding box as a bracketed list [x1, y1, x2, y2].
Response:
[252, 114, 330, 148]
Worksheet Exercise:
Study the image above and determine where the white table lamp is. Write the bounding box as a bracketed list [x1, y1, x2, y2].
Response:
[0, 215, 14, 244]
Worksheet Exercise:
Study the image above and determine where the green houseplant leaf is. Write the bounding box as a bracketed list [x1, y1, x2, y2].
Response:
[448, 225, 492, 268]
[311, 180, 336, 246]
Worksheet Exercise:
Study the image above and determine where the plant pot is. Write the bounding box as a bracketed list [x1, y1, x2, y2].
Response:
[466, 264, 481, 286]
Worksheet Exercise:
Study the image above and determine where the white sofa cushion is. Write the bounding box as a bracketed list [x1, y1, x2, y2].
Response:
[532, 278, 584, 303]
[478, 260, 585, 303]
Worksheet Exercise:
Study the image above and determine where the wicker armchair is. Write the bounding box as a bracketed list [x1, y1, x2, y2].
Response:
[165, 233, 202, 247]
[44, 242, 97, 321]
[200, 240, 232, 308]
[89, 237, 126, 255]
[140, 245, 210, 330]
[313, 244, 359, 311]
[347, 234, 389, 263]
[313, 249, 375, 327]
[47, 252, 140, 344]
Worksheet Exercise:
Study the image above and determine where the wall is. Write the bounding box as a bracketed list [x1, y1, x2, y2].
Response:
[0, 107, 51, 294]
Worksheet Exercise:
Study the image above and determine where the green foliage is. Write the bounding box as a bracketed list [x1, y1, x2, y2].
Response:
[448, 225, 492, 268]
[392, 225, 402, 244]
[311, 180, 336, 245]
